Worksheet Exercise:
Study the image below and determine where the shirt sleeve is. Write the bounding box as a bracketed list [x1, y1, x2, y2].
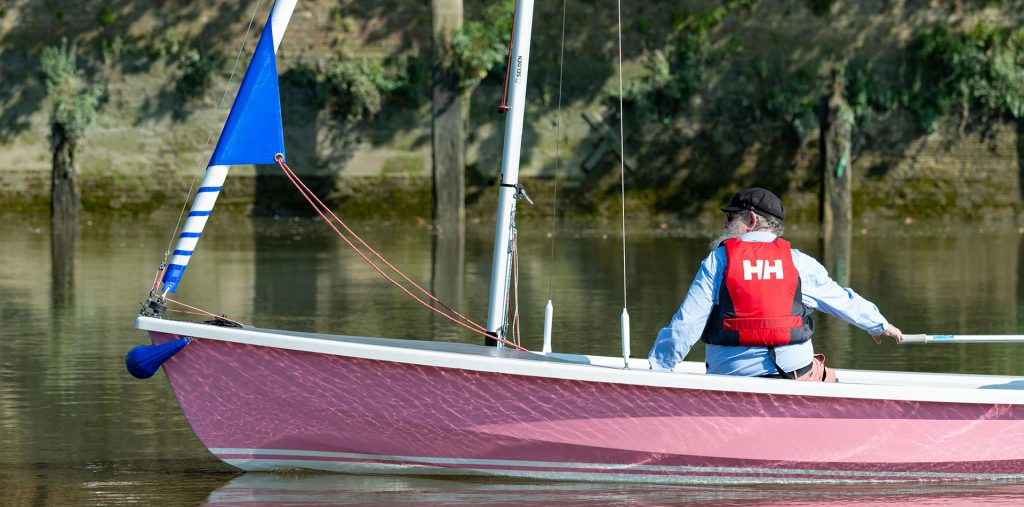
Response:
[794, 250, 888, 336]
[648, 249, 722, 371]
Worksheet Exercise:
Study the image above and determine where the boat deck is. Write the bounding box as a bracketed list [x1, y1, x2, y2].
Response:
[550, 352, 1024, 391]
[253, 323, 1024, 392]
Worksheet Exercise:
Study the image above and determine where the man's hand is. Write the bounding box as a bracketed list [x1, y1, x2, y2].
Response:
[872, 323, 903, 344]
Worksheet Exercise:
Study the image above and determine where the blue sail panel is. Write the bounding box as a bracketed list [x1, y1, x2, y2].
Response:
[210, 20, 286, 166]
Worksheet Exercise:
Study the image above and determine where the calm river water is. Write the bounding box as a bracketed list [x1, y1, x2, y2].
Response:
[2, 213, 1024, 505]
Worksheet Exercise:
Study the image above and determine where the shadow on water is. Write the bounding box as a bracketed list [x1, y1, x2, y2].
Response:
[253, 220, 331, 329]
[201, 473, 1024, 506]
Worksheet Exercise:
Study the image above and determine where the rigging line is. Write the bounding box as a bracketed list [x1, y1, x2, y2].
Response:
[275, 159, 487, 334]
[278, 167, 528, 351]
[149, 263, 167, 293]
[275, 162, 507, 344]
[276, 162, 486, 335]
[165, 308, 217, 318]
[547, 0, 568, 300]
[157, 0, 265, 274]
[498, 0, 519, 113]
[163, 297, 244, 327]
[512, 235, 521, 346]
[274, 163, 530, 351]
[616, 0, 628, 309]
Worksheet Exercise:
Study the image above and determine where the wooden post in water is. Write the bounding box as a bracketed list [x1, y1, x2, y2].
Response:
[50, 125, 79, 309]
[431, 0, 466, 341]
[1017, 117, 1024, 201]
[51, 125, 80, 227]
[431, 0, 465, 228]
[819, 67, 853, 285]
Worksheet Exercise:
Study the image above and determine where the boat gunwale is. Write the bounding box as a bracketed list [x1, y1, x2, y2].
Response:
[136, 315, 1024, 405]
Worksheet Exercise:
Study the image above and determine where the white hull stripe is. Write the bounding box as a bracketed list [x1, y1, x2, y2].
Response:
[222, 459, 906, 484]
[209, 448, 1020, 480]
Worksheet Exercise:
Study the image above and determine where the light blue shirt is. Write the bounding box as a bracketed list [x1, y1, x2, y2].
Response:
[648, 231, 888, 376]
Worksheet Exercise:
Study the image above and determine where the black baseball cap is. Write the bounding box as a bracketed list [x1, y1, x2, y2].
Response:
[720, 187, 786, 220]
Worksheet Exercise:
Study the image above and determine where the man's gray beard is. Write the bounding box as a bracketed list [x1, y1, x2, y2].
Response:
[709, 220, 746, 252]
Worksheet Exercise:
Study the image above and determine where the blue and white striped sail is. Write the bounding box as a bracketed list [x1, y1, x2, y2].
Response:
[162, 0, 296, 294]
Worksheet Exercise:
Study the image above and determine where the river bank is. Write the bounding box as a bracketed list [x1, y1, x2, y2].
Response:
[2, 1, 1023, 225]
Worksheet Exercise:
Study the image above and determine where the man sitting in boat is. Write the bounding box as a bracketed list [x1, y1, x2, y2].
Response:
[647, 187, 903, 381]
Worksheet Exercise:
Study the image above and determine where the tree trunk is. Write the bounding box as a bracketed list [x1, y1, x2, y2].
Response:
[431, 0, 465, 228]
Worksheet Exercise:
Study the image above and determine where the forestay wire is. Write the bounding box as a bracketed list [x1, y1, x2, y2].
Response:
[153, 0, 266, 291]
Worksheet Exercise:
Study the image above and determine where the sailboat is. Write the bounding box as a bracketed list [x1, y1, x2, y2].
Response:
[131, 0, 1024, 483]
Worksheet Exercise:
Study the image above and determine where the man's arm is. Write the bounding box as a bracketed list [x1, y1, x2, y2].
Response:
[795, 251, 902, 342]
[648, 250, 722, 371]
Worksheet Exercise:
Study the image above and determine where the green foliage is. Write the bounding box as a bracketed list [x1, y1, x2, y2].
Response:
[98, 5, 116, 27]
[844, 60, 902, 124]
[279, 47, 421, 123]
[448, 0, 514, 91]
[753, 59, 820, 138]
[841, 24, 1024, 131]
[101, 35, 124, 64]
[173, 47, 226, 100]
[615, 0, 755, 123]
[40, 39, 101, 146]
[148, 30, 186, 58]
[283, 60, 319, 89]
[321, 52, 411, 120]
[904, 24, 1024, 129]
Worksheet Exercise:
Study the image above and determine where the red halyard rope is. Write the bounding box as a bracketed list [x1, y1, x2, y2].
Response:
[164, 297, 244, 327]
[511, 235, 521, 347]
[275, 157, 529, 352]
[497, 0, 519, 113]
[150, 264, 167, 293]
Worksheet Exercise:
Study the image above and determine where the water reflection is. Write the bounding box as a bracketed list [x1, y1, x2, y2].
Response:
[203, 473, 1024, 506]
[4, 216, 1024, 504]
[254, 218, 327, 327]
[431, 221, 466, 342]
[821, 224, 851, 287]
[50, 219, 76, 309]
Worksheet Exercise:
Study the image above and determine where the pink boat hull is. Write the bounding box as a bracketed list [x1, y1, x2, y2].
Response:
[151, 331, 1024, 483]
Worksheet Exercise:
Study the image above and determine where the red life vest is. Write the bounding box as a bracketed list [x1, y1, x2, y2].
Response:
[700, 238, 814, 347]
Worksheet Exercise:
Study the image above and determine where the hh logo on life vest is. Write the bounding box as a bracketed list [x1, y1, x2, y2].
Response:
[742, 259, 784, 280]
